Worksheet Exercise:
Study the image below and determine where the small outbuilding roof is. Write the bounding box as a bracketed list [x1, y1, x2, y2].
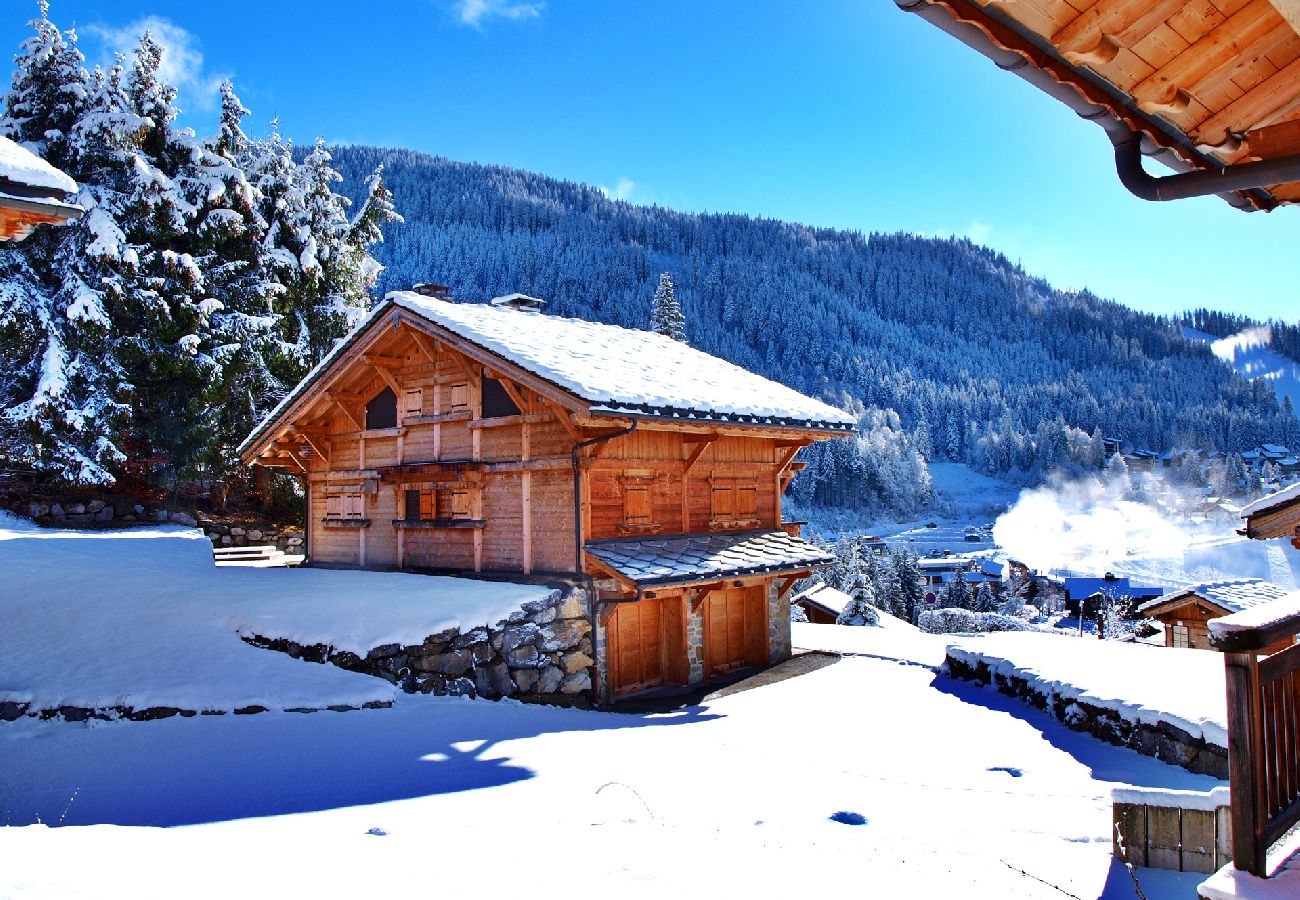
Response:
[790, 582, 852, 619]
[0, 136, 76, 195]
[0, 136, 82, 239]
[585, 529, 833, 589]
[1140, 579, 1295, 617]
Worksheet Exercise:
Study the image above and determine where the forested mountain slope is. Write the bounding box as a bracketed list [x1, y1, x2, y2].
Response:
[328, 145, 1296, 506]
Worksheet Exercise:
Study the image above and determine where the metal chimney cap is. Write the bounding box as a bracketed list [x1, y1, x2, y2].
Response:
[489, 292, 546, 312]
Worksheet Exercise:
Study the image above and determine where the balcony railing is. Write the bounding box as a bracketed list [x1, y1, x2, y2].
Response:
[1210, 599, 1300, 877]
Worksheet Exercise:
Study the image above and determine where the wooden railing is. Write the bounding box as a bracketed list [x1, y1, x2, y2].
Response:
[1213, 607, 1300, 877]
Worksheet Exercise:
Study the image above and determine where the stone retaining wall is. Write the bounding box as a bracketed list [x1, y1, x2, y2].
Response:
[244, 587, 595, 705]
[0, 697, 390, 724]
[946, 653, 1228, 778]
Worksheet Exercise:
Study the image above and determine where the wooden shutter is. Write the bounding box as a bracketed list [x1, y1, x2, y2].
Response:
[449, 383, 469, 409]
[419, 489, 435, 519]
[711, 484, 735, 520]
[403, 388, 422, 419]
[326, 494, 342, 518]
[345, 494, 364, 519]
[736, 485, 757, 518]
[623, 485, 651, 524]
[439, 489, 470, 520]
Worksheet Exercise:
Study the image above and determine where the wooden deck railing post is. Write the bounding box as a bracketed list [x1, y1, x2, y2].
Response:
[1225, 651, 1266, 876]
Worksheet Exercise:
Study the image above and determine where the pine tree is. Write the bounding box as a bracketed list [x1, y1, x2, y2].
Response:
[836, 577, 880, 626]
[938, 575, 968, 610]
[973, 581, 996, 613]
[649, 272, 687, 342]
[0, 11, 128, 484]
[893, 550, 924, 624]
[0, 1, 85, 168]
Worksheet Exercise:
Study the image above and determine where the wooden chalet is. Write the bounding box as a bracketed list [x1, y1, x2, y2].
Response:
[238, 290, 855, 701]
[1139, 578, 1295, 651]
[1240, 482, 1300, 548]
[0, 136, 81, 241]
[897, 0, 1300, 210]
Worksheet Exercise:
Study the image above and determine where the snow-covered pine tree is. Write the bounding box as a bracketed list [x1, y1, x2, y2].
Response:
[938, 575, 968, 610]
[649, 272, 686, 342]
[0, 13, 128, 484]
[0, 1, 85, 168]
[973, 581, 996, 613]
[836, 576, 880, 626]
[892, 550, 924, 624]
[192, 82, 282, 483]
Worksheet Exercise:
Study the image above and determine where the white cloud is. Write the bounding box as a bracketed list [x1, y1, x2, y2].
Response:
[598, 178, 635, 202]
[86, 17, 226, 111]
[454, 0, 545, 27]
[965, 219, 992, 245]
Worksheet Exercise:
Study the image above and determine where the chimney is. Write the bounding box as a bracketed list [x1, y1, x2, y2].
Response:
[412, 283, 452, 301]
[489, 293, 546, 314]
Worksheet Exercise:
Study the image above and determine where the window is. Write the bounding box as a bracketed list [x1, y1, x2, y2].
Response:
[326, 492, 364, 520]
[710, 479, 758, 527]
[402, 388, 423, 421]
[480, 372, 521, 418]
[449, 382, 469, 410]
[366, 387, 397, 430]
[403, 487, 471, 521]
[1171, 624, 1191, 649]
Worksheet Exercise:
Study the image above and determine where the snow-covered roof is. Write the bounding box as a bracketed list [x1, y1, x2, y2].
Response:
[1139, 578, 1293, 616]
[791, 582, 852, 615]
[1241, 481, 1300, 518]
[0, 136, 77, 195]
[387, 293, 856, 430]
[1208, 591, 1300, 641]
[585, 529, 833, 587]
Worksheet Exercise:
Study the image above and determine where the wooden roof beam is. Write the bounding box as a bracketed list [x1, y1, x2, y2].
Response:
[325, 390, 363, 432]
[1192, 55, 1300, 145]
[1052, 0, 1187, 57]
[363, 355, 403, 397]
[1131, 0, 1291, 116]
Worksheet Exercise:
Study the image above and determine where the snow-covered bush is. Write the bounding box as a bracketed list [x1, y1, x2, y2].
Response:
[918, 608, 1036, 635]
[836, 581, 880, 626]
[790, 602, 809, 624]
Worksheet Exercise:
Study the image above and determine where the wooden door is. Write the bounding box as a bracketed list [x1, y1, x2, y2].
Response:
[609, 597, 665, 695]
[705, 586, 768, 676]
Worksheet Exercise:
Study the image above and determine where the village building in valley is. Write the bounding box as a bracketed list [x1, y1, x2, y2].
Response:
[238, 289, 855, 701]
[1139, 579, 1296, 652]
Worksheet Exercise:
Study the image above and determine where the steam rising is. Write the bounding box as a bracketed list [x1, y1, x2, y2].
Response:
[990, 473, 1279, 586]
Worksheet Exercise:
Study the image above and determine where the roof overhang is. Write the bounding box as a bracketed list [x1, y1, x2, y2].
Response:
[896, 0, 1300, 211]
[584, 529, 833, 590]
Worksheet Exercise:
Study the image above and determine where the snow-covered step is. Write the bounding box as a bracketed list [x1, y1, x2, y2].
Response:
[212, 545, 302, 568]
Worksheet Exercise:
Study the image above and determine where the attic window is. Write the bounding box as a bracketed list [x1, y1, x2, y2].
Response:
[366, 387, 397, 430]
[449, 382, 470, 410]
[481, 372, 521, 418]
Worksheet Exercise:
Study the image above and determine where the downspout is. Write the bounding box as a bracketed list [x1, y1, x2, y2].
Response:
[1110, 129, 1300, 203]
[570, 417, 639, 705]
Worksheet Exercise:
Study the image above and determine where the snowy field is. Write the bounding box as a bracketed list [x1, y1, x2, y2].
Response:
[2, 644, 1221, 898]
[0, 513, 554, 714]
[0, 515, 1242, 897]
[1183, 325, 1300, 412]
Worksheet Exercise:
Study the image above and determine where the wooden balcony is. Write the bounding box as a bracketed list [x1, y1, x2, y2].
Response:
[1211, 602, 1300, 877]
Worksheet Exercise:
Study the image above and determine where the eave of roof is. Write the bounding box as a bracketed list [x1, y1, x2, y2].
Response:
[895, 0, 1291, 211]
[585, 529, 834, 589]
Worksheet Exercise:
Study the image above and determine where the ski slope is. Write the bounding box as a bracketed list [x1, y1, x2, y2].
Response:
[1183, 325, 1300, 411]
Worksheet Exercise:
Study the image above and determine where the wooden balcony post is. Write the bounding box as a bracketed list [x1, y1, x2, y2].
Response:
[1225, 651, 1266, 876]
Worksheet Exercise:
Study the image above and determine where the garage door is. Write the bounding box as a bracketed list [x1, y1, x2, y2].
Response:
[609, 597, 664, 695]
[705, 587, 768, 676]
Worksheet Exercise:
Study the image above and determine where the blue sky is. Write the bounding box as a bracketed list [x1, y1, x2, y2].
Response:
[7, 0, 1297, 322]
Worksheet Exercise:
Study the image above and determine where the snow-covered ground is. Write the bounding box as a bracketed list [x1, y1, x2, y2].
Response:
[1184, 325, 1300, 412]
[0, 512, 554, 714]
[0, 515, 1236, 897]
[946, 632, 1228, 748]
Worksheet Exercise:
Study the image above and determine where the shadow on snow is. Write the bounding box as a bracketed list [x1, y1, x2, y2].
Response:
[0, 696, 718, 828]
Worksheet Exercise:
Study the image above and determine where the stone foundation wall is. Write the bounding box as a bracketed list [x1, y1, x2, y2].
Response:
[769, 582, 792, 665]
[245, 587, 595, 705]
[946, 653, 1228, 778]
